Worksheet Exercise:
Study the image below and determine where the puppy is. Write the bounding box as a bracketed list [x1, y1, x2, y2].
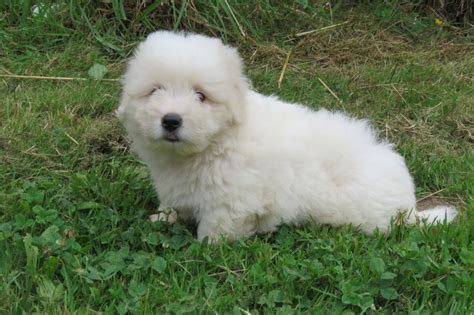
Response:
[117, 31, 457, 241]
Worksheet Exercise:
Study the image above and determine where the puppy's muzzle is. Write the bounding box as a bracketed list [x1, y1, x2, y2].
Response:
[162, 113, 182, 142]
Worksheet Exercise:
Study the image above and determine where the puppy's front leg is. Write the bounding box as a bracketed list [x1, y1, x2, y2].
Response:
[149, 205, 178, 224]
[197, 209, 256, 243]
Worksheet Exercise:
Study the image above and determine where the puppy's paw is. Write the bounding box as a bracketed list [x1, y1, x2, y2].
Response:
[150, 208, 178, 224]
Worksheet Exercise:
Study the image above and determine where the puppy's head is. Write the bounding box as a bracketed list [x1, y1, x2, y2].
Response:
[118, 31, 248, 155]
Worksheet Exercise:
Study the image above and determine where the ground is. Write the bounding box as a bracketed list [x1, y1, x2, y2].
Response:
[0, 2, 473, 313]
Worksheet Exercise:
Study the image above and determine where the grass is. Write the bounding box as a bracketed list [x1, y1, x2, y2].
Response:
[1, 1, 473, 313]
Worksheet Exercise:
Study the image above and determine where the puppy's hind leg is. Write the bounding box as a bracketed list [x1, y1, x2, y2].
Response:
[150, 205, 178, 224]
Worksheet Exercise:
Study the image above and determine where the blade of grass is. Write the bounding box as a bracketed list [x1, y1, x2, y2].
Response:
[172, 0, 190, 31]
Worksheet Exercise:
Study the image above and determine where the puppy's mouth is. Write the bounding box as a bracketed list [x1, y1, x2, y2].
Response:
[163, 132, 180, 143]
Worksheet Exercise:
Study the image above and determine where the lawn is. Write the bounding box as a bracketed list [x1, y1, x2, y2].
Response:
[0, 1, 473, 313]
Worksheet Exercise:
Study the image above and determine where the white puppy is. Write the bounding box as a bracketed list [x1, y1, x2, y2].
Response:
[117, 31, 457, 241]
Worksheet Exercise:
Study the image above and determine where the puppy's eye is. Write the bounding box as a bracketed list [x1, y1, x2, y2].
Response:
[196, 91, 206, 102]
[150, 85, 163, 95]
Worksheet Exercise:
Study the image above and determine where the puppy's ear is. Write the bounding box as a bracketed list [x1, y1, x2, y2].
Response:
[222, 45, 249, 125]
[224, 46, 246, 79]
[115, 107, 124, 122]
[116, 94, 129, 122]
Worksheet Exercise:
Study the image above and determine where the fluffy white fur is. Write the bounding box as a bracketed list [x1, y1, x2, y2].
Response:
[118, 31, 457, 241]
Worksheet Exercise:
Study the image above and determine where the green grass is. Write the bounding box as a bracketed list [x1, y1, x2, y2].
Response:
[1, 1, 473, 314]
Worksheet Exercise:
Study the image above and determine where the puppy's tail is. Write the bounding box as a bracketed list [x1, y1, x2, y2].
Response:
[410, 205, 458, 224]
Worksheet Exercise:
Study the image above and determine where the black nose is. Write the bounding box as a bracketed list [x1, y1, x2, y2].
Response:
[161, 113, 183, 132]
